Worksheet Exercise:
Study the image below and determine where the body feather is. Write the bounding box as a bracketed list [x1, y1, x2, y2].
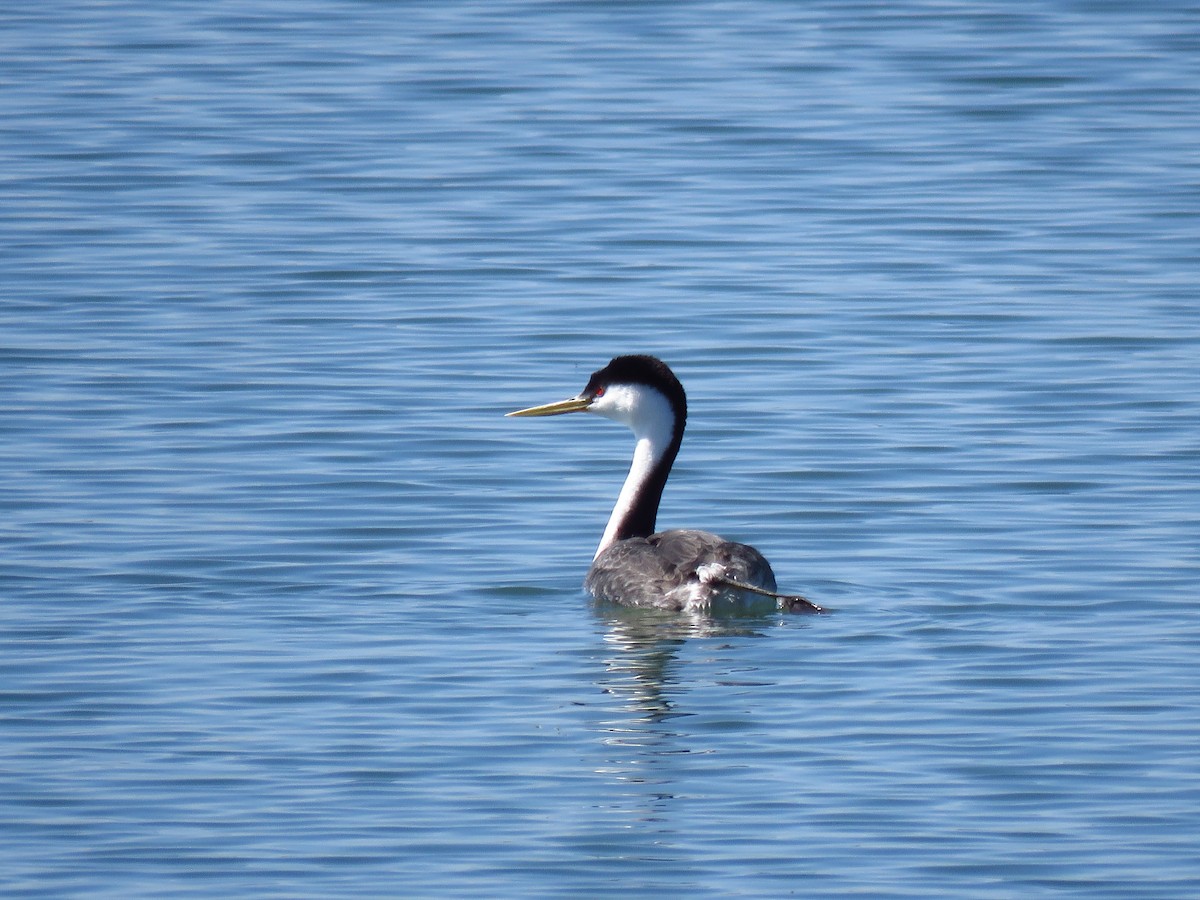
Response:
[586, 528, 777, 611]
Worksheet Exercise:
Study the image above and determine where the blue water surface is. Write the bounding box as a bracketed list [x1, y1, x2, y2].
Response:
[2, 2, 1199, 897]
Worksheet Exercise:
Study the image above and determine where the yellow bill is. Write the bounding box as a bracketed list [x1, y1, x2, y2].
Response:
[506, 396, 592, 417]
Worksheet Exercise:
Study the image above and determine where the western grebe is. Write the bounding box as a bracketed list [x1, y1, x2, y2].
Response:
[507, 355, 822, 613]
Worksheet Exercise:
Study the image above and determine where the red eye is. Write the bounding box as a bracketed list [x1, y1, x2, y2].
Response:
[594, 386, 606, 397]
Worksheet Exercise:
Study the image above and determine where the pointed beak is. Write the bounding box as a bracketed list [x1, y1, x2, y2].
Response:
[505, 395, 592, 417]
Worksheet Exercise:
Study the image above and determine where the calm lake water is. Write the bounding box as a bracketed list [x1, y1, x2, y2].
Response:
[3, 1, 1199, 897]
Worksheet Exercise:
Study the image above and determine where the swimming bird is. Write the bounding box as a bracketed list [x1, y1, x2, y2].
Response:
[507, 355, 821, 613]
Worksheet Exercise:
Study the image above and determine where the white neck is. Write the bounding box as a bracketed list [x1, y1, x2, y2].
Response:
[588, 384, 678, 559]
[596, 435, 659, 559]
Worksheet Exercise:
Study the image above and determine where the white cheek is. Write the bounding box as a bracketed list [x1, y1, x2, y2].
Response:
[588, 385, 639, 423]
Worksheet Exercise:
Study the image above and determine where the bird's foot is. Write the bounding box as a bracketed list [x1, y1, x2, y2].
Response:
[778, 594, 825, 614]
